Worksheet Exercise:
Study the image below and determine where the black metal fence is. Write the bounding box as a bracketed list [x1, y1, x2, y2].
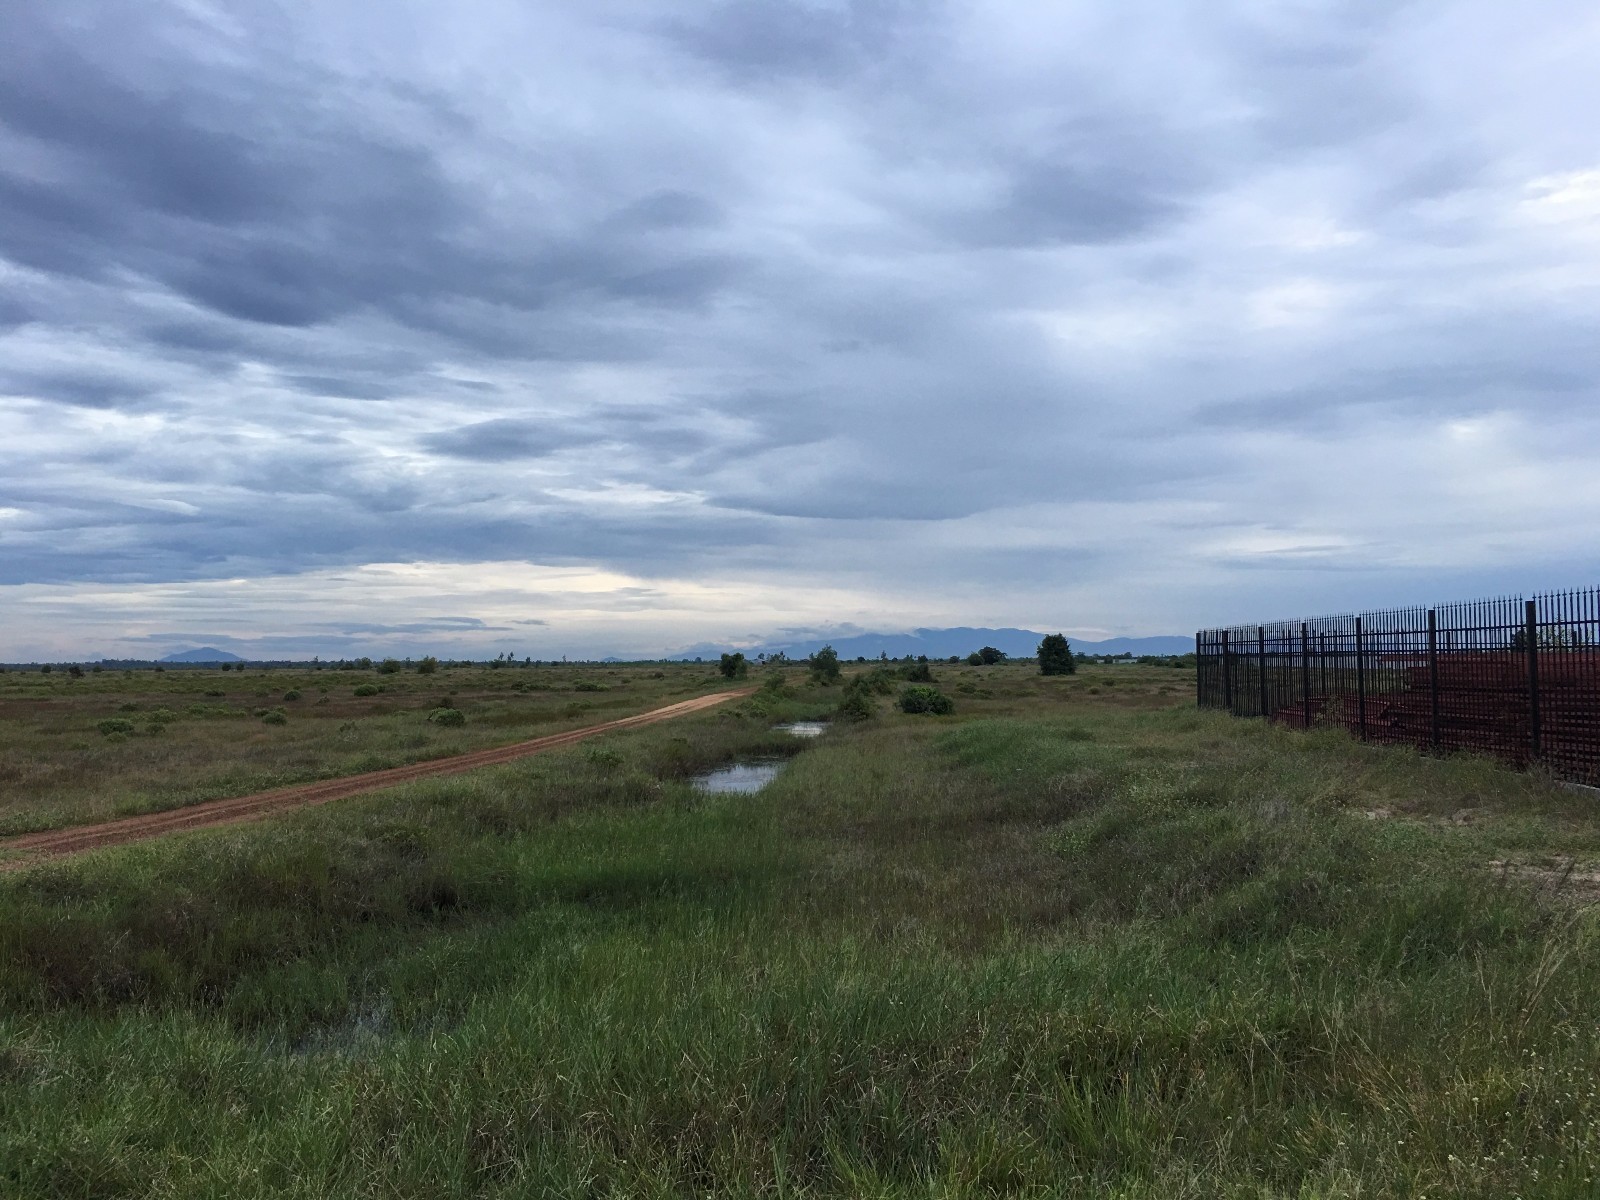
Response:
[1197, 587, 1600, 787]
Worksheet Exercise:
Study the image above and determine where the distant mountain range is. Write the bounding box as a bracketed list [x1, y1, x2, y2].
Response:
[664, 628, 1194, 662]
[160, 647, 244, 663]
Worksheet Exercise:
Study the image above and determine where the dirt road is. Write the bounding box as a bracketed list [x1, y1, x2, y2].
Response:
[0, 689, 750, 871]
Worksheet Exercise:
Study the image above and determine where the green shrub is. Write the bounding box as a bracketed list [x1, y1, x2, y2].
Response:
[96, 718, 136, 737]
[427, 707, 466, 727]
[417, 656, 439, 675]
[377, 658, 402, 675]
[574, 681, 606, 693]
[261, 710, 287, 726]
[282, 689, 302, 702]
[900, 660, 935, 683]
[718, 652, 749, 679]
[353, 684, 380, 697]
[899, 684, 954, 715]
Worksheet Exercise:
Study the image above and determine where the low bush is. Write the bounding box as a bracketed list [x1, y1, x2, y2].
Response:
[835, 688, 876, 722]
[899, 684, 954, 715]
[96, 718, 136, 737]
[353, 684, 380, 698]
[261, 710, 287, 726]
[282, 690, 302, 702]
[427, 708, 466, 727]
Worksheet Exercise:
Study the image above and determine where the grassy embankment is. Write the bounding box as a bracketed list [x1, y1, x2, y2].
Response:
[3, 662, 1599, 1197]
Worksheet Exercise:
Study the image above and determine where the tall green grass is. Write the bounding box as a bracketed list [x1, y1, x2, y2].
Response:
[3, 669, 1599, 1196]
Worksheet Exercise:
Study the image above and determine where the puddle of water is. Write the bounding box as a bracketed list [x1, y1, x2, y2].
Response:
[775, 721, 827, 738]
[691, 759, 785, 794]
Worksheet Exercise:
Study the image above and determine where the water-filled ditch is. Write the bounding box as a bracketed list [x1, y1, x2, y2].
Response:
[689, 722, 828, 794]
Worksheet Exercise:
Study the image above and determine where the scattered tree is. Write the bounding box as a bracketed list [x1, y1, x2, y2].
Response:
[1037, 633, 1076, 676]
[808, 644, 841, 684]
[417, 656, 439, 675]
[719, 652, 749, 679]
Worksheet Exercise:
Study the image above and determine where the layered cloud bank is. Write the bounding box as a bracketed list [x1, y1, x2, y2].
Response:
[3, 1, 1598, 659]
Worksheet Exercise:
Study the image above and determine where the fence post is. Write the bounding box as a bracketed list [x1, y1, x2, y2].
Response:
[1526, 598, 1541, 758]
[1221, 630, 1233, 712]
[1257, 626, 1268, 719]
[1355, 616, 1368, 741]
[1427, 608, 1440, 750]
[1300, 622, 1311, 729]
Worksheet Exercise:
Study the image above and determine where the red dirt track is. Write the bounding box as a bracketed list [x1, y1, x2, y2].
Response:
[0, 689, 751, 871]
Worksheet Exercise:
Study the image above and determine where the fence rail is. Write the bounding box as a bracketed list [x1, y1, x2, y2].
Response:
[1197, 587, 1600, 787]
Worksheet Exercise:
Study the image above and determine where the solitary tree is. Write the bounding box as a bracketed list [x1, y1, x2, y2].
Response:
[967, 646, 1007, 666]
[718, 651, 748, 679]
[1037, 633, 1075, 676]
[808, 644, 841, 684]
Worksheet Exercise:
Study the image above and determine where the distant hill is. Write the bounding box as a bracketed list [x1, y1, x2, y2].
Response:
[160, 647, 244, 663]
[664, 628, 1193, 661]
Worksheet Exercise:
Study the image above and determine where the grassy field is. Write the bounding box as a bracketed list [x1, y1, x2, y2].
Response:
[3, 660, 1599, 1197]
[0, 662, 744, 835]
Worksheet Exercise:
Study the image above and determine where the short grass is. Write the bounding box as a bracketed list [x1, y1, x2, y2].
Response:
[3, 662, 1599, 1197]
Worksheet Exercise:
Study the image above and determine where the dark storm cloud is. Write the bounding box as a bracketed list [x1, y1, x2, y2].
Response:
[0, 5, 745, 342]
[0, 368, 161, 410]
[1, 0, 1598, 655]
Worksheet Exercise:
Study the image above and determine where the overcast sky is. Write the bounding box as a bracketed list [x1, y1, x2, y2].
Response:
[3, 1, 1598, 660]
